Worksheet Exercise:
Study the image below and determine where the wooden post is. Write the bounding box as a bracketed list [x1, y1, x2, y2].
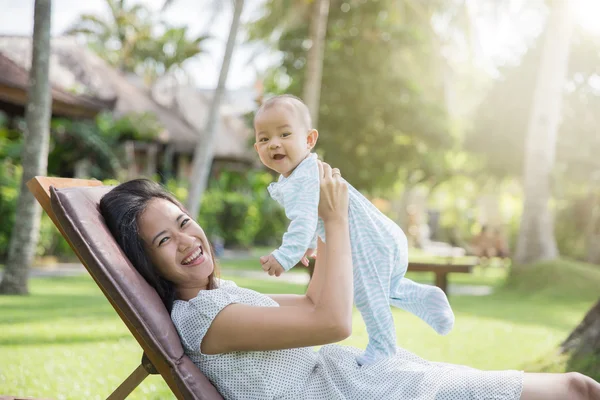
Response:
[435, 272, 448, 294]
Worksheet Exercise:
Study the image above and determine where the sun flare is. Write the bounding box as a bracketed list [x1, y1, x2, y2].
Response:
[573, 0, 600, 35]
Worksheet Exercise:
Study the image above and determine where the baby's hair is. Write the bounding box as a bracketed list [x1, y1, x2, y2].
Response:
[255, 94, 312, 132]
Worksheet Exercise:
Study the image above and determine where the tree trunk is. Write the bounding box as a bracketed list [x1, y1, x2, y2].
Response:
[302, 0, 329, 128]
[302, 0, 329, 280]
[513, 0, 574, 266]
[585, 192, 600, 264]
[186, 0, 244, 219]
[586, 233, 600, 265]
[0, 0, 52, 295]
[561, 299, 600, 361]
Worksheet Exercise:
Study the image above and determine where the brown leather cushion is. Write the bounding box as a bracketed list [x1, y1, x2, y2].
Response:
[50, 185, 223, 400]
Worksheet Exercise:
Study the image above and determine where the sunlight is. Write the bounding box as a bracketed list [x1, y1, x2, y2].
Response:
[574, 0, 600, 35]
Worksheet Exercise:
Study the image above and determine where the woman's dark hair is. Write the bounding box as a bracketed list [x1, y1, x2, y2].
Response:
[99, 178, 218, 312]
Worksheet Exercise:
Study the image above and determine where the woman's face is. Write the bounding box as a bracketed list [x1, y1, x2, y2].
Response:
[138, 198, 214, 292]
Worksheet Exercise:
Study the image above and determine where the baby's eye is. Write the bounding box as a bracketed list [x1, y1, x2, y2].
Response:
[259, 137, 269, 142]
[181, 218, 190, 228]
[281, 132, 291, 137]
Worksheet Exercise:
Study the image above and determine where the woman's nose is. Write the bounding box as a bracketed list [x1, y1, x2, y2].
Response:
[178, 234, 195, 251]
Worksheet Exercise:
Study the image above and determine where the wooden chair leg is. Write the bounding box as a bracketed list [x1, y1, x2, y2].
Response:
[106, 364, 149, 400]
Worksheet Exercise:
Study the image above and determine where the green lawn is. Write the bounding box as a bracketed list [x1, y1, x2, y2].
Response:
[1, 259, 599, 399]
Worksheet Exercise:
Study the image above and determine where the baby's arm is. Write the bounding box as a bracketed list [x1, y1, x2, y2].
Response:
[271, 173, 320, 271]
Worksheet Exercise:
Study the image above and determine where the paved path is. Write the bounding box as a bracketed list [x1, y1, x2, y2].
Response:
[218, 269, 493, 296]
[2, 260, 493, 297]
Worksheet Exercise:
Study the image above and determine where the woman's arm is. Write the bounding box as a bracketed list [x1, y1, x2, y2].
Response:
[201, 162, 352, 354]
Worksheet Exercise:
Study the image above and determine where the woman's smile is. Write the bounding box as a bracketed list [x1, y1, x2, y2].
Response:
[181, 245, 205, 266]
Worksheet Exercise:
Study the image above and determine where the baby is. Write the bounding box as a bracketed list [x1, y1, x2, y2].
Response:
[253, 94, 454, 365]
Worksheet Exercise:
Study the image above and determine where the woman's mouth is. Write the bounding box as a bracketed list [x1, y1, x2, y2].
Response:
[181, 246, 205, 266]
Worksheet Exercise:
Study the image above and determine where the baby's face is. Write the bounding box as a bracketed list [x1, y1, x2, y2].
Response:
[254, 103, 311, 177]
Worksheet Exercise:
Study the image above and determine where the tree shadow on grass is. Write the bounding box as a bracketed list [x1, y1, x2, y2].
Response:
[449, 260, 600, 332]
[0, 293, 116, 325]
[451, 291, 596, 332]
[0, 331, 133, 346]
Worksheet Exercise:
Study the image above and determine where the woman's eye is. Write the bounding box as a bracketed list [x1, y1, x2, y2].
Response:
[158, 237, 168, 246]
[181, 218, 190, 228]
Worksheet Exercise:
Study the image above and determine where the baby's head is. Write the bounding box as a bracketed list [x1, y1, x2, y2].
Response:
[253, 94, 318, 177]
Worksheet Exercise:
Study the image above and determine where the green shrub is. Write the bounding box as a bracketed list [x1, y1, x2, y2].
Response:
[0, 162, 20, 261]
[166, 170, 288, 249]
[253, 194, 287, 246]
[36, 213, 74, 260]
[214, 191, 260, 248]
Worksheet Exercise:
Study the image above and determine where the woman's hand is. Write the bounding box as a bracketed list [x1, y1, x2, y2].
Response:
[317, 161, 348, 223]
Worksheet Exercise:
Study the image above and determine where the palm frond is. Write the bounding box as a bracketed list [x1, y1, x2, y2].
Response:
[63, 13, 112, 36]
[55, 120, 123, 174]
[161, 0, 175, 11]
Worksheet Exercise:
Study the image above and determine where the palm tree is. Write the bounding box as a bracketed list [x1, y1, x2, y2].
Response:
[250, 0, 480, 125]
[65, 0, 153, 72]
[302, 0, 330, 128]
[513, 0, 575, 265]
[186, 0, 245, 218]
[66, 0, 206, 82]
[0, 0, 52, 295]
[139, 26, 209, 84]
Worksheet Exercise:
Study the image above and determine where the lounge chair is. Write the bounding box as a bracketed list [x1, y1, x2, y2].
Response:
[28, 176, 223, 400]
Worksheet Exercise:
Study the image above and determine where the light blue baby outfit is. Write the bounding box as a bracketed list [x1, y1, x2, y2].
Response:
[171, 279, 524, 400]
[268, 153, 454, 364]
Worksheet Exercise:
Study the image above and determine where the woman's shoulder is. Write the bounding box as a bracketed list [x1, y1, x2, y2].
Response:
[170, 279, 278, 354]
[172, 279, 240, 312]
[172, 279, 276, 317]
[215, 278, 238, 288]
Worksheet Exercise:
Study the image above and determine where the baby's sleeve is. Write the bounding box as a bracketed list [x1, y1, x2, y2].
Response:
[171, 286, 240, 355]
[309, 231, 318, 250]
[271, 168, 320, 270]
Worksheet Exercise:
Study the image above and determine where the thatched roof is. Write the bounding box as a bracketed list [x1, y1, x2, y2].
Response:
[0, 51, 114, 119]
[0, 35, 202, 151]
[0, 35, 259, 162]
[151, 81, 257, 163]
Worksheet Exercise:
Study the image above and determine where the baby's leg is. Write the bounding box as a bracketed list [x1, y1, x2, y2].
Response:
[352, 252, 397, 366]
[390, 277, 454, 335]
[388, 238, 454, 335]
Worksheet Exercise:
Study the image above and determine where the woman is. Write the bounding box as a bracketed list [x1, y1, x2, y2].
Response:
[100, 162, 600, 400]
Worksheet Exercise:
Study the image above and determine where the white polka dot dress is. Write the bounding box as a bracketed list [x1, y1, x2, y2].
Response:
[171, 280, 524, 400]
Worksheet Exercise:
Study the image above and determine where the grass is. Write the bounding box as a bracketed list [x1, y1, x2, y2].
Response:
[1, 259, 599, 399]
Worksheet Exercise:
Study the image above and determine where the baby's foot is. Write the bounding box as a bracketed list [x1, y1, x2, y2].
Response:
[420, 285, 454, 335]
[356, 345, 394, 366]
[391, 280, 455, 335]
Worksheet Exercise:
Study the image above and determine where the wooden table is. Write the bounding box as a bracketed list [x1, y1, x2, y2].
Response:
[407, 261, 476, 294]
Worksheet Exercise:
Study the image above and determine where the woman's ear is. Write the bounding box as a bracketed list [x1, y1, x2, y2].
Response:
[307, 129, 319, 150]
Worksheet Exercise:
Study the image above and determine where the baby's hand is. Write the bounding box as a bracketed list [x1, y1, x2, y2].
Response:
[301, 248, 316, 266]
[259, 254, 285, 277]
